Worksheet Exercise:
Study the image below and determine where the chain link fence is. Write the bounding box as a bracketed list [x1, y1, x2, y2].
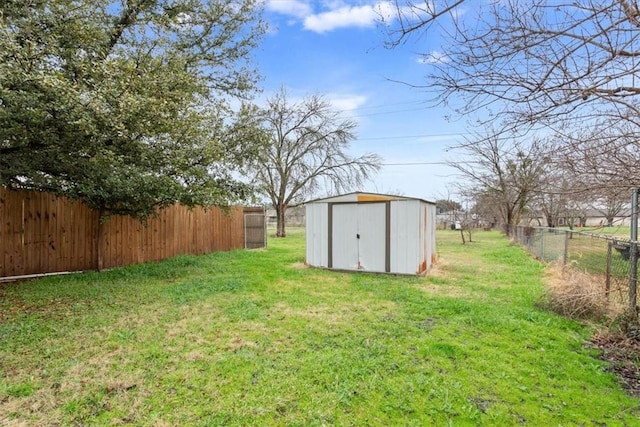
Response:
[512, 226, 635, 314]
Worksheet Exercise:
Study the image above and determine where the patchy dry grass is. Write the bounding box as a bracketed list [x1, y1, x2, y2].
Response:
[1, 228, 639, 425]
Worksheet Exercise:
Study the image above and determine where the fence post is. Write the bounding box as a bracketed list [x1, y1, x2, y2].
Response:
[539, 228, 545, 261]
[630, 189, 639, 314]
[563, 230, 569, 265]
[606, 241, 612, 303]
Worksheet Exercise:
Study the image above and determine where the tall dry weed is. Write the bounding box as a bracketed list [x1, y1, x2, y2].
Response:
[538, 263, 623, 321]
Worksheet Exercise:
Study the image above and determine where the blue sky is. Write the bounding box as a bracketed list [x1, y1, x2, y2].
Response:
[254, 0, 470, 201]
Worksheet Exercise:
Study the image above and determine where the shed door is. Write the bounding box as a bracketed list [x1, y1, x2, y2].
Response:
[331, 203, 387, 272]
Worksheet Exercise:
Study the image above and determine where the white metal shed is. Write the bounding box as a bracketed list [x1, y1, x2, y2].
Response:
[305, 192, 437, 275]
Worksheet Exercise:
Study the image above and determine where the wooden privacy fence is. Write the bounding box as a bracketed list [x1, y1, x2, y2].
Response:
[0, 188, 251, 278]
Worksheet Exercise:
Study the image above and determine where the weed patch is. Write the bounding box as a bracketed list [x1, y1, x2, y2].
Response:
[538, 264, 612, 320]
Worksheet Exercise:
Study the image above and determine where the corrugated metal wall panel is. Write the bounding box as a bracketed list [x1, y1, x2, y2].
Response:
[427, 202, 437, 268]
[354, 203, 387, 272]
[390, 200, 421, 275]
[331, 204, 360, 270]
[305, 203, 328, 267]
[419, 202, 428, 274]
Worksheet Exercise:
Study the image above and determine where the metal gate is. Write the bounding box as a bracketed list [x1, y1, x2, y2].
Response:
[244, 207, 266, 249]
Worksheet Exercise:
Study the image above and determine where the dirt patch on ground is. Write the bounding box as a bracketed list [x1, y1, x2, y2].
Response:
[588, 333, 640, 397]
[427, 257, 450, 278]
[289, 262, 309, 269]
[420, 283, 473, 298]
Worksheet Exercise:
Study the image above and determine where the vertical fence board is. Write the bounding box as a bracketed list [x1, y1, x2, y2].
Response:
[208, 209, 214, 252]
[0, 190, 5, 277]
[57, 196, 67, 272]
[152, 215, 160, 262]
[35, 192, 46, 273]
[117, 216, 125, 267]
[0, 189, 7, 277]
[215, 209, 222, 251]
[162, 212, 169, 259]
[23, 192, 37, 274]
[73, 201, 82, 270]
[2, 190, 17, 276]
[11, 192, 23, 276]
[0, 189, 9, 277]
[20, 192, 31, 274]
[166, 209, 174, 259]
[47, 193, 56, 272]
[100, 219, 110, 270]
[124, 216, 132, 266]
[177, 209, 184, 255]
[40, 192, 49, 272]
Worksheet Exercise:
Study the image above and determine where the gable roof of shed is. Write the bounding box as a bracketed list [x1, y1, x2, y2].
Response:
[305, 191, 435, 205]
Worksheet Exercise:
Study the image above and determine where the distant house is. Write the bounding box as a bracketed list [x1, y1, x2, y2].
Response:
[582, 208, 632, 227]
[524, 207, 632, 227]
[436, 210, 465, 229]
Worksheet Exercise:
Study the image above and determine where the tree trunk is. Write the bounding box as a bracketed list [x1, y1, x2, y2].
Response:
[505, 208, 513, 237]
[276, 205, 286, 237]
[545, 214, 554, 228]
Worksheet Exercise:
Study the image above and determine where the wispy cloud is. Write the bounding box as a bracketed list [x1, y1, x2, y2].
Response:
[266, 0, 312, 19]
[326, 93, 368, 112]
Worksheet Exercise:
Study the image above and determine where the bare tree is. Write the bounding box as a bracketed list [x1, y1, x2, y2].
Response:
[449, 131, 549, 236]
[529, 161, 576, 228]
[387, 0, 640, 233]
[470, 189, 501, 229]
[244, 88, 381, 237]
[590, 189, 630, 227]
[557, 122, 640, 192]
[390, 1, 640, 127]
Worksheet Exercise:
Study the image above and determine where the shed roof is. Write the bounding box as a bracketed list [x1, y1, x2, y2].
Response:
[306, 192, 435, 205]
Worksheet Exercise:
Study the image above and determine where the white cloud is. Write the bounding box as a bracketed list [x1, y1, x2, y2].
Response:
[417, 51, 450, 64]
[326, 94, 368, 112]
[303, 3, 384, 33]
[266, 1, 404, 33]
[266, 0, 312, 18]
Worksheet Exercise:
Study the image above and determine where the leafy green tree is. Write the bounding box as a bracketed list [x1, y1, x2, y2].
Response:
[0, 0, 264, 218]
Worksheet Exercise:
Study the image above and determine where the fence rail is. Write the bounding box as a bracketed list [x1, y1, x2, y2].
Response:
[0, 188, 249, 278]
[512, 225, 635, 311]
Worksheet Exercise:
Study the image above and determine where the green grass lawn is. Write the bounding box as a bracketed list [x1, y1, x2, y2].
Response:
[581, 225, 632, 238]
[1, 228, 638, 425]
